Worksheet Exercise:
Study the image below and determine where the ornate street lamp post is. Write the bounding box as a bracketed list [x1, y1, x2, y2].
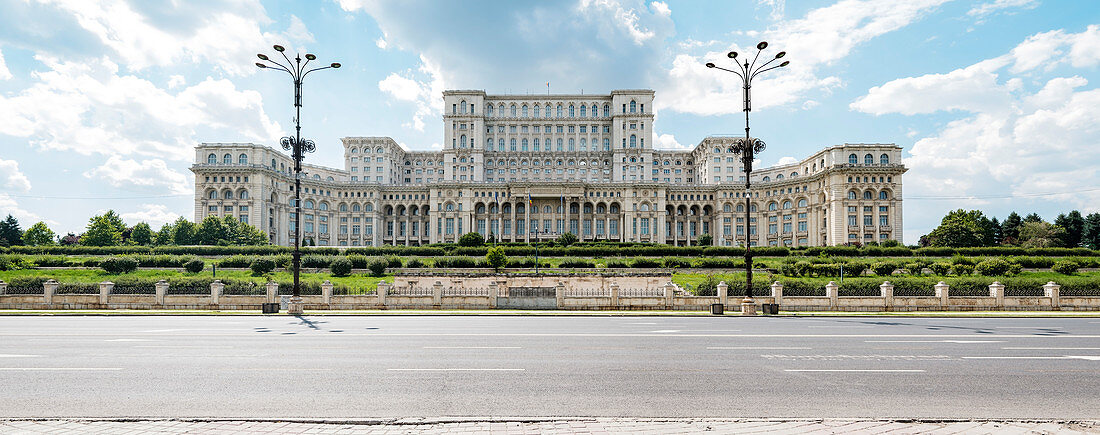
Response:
[706, 41, 789, 315]
[255, 44, 340, 315]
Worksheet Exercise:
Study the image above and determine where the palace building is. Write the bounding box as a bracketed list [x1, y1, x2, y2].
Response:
[192, 89, 906, 247]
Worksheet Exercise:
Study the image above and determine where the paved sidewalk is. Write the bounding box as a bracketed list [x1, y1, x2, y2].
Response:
[2, 419, 1098, 434]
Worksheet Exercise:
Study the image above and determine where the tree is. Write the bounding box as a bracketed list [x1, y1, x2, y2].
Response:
[1019, 221, 1065, 248]
[154, 224, 174, 246]
[556, 232, 578, 247]
[925, 209, 988, 248]
[129, 222, 153, 246]
[60, 232, 80, 246]
[0, 215, 23, 246]
[696, 233, 713, 246]
[22, 222, 56, 246]
[1001, 212, 1022, 244]
[458, 232, 485, 247]
[1054, 210, 1085, 248]
[485, 246, 508, 272]
[195, 215, 228, 245]
[1083, 213, 1100, 250]
[231, 220, 269, 245]
[990, 217, 1003, 246]
[1023, 213, 1043, 224]
[81, 213, 124, 246]
[485, 233, 496, 244]
[172, 217, 196, 245]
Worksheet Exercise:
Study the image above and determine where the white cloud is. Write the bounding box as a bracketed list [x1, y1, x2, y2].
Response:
[968, 0, 1039, 19]
[577, 0, 659, 45]
[375, 34, 389, 49]
[758, 0, 785, 20]
[850, 57, 1015, 115]
[377, 55, 446, 132]
[0, 48, 11, 80]
[1008, 25, 1100, 73]
[650, 1, 671, 17]
[0, 55, 281, 161]
[82, 155, 191, 195]
[775, 156, 798, 165]
[167, 74, 186, 89]
[283, 15, 315, 44]
[120, 204, 182, 228]
[378, 73, 421, 101]
[659, 0, 950, 116]
[0, 158, 31, 192]
[654, 133, 686, 150]
[0, 194, 47, 226]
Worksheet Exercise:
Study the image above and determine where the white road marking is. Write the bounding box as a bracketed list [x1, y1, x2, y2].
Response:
[134, 345, 235, 349]
[387, 368, 525, 371]
[651, 330, 682, 333]
[423, 346, 522, 349]
[1066, 356, 1100, 361]
[0, 354, 41, 358]
[626, 322, 658, 325]
[783, 372, 928, 374]
[105, 339, 153, 342]
[995, 327, 1063, 329]
[707, 347, 811, 350]
[866, 340, 1003, 344]
[962, 356, 1079, 360]
[808, 326, 874, 328]
[1002, 347, 1100, 350]
[220, 368, 334, 371]
[0, 368, 121, 371]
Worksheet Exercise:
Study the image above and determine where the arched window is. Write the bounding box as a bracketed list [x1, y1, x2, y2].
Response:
[510, 138, 517, 151]
[798, 199, 808, 207]
[350, 147, 358, 154]
[629, 135, 637, 148]
[776, 174, 784, 180]
[222, 154, 232, 164]
[499, 138, 505, 150]
[849, 153, 858, 164]
[591, 104, 598, 117]
[352, 204, 361, 212]
[629, 100, 637, 113]
[240, 190, 249, 199]
[510, 105, 517, 117]
[521, 138, 528, 151]
[364, 204, 373, 212]
[238, 154, 248, 165]
[207, 190, 216, 199]
[533, 105, 540, 117]
[460, 134, 467, 148]
[460, 100, 467, 113]
[521, 104, 528, 117]
[223, 190, 232, 199]
[579, 105, 586, 117]
[723, 204, 731, 212]
[486, 104, 494, 115]
[790, 172, 798, 178]
[603, 138, 610, 151]
[848, 190, 858, 200]
[556, 138, 563, 151]
[304, 200, 315, 209]
[207, 154, 217, 164]
[879, 191, 890, 200]
[880, 154, 890, 165]
[376, 147, 384, 153]
[736, 204, 744, 212]
[339, 204, 348, 212]
[865, 154, 874, 165]
[568, 138, 575, 151]
[782, 200, 792, 209]
[580, 138, 587, 151]
[319, 202, 329, 211]
[271, 159, 277, 168]
[603, 104, 610, 117]
[486, 138, 493, 151]
[863, 190, 873, 200]
[768, 202, 778, 211]
[445, 203, 455, 211]
[762, 176, 770, 182]
[556, 104, 563, 117]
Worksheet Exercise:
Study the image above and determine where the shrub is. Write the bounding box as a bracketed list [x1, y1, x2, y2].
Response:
[385, 256, 403, 268]
[183, 258, 205, 274]
[662, 257, 691, 269]
[330, 257, 353, 277]
[630, 257, 659, 268]
[871, 262, 897, 277]
[486, 246, 508, 272]
[692, 275, 721, 296]
[434, 257, 478, 268]
[559, 258, 595, 268]
[605, 259, 629, 268]
[249, 258, 276, 276]
[458, 232, 484, 247]
[952, 263, 975, 276]
[929, 262, 952, 276]
[406, 258, 425, 268]
[975, 258, 1014, 276]
[1052, 260, 1079, 275]
[367, 257, 389, 277]
[218, 255, 253, 268]
[556, 232, 578, 247]
[100, 257, 139, 274]
[301, 254, 333, 269]
[903, 263, 924, 276]
[694, 258, 742, 269]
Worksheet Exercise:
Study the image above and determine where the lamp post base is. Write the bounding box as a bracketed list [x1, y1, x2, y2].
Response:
[287, 296, 304, 315]
[741, 297, 757, 316]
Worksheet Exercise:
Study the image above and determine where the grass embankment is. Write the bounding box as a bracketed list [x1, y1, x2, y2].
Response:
[0, 269, 391, 291]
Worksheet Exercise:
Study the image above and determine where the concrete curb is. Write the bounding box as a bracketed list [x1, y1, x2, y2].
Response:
[1, 309, 1099, 317]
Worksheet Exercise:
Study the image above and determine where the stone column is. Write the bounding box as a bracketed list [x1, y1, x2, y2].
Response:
[609, 283, 620, 308]
[555, 281, 565, 309]
[43, 279, 58, 305]
[208, 279, 224, 305]
[989, 281, 1005, 309]
[488, 281, 499, 308]
[265, 281, 278, 304]
[1044, 281, 1060, 310]
[0, 279, 6, 295]
[99, 281, 114, 306]
[377, 281, 389, 307]
[770, 281, 784, 307]
[432, 281, 443, 307]
[880, 281, 894, 310]
[935, 281, 950, 308]
[322, 280, 333, 305]
[663, 281, 674, 309]
[825, 281, 839, 310]
[155, 280, 168, 306]
[717, 281, 729, 307]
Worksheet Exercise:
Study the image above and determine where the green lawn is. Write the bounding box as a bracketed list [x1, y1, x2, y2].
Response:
[0, 268, 392, 289]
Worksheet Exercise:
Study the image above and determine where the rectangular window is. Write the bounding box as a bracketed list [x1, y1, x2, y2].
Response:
[798, 221, 807, 232]
[609, 220, 618, 235]
[445, 218, 455, 235]
[503, 219, 511, 235]
[880, 215, 889, 226]
[848, 215, 858, 226]
[583, 220, 592, 235]
[782, 223, 791, 233]
[864, 215, 873, 226]
[768, 224, 777, 234]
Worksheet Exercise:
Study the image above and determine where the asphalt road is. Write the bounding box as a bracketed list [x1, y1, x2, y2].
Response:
[1, 315, 1099, 419]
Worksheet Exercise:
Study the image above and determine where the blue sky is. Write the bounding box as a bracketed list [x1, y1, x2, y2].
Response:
[0, 0, 1097, 244]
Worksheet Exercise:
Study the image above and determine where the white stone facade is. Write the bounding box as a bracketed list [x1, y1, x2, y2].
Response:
[192, 89, 906, 247]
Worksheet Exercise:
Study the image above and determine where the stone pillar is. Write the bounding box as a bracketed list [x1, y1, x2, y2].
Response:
[664, 281, 674, 309]
[717, 281, 729, 307]
[1044, 281, 1060, 309]
[155, 280, 168, 306]
[43, 279, 58, 305]
[770, 281, 783, 307]
[265, 281, 278, 304]
[935, 281, 950, 308]
[209, 280, 223, 306]
[880, 281, 894, 310]
[609, 283, 620, 308]
[322, 280, 333, 305]
[99, 281, 114, 306]
[825, 281, 839, 310]
[989, 281, 1005, 309]
[488, 281, 499, 308]
[432, 281, 443, 307]
[0, 279, 6, 295]
[555, 281, 565, 309]
[377, 281, 389, 307]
